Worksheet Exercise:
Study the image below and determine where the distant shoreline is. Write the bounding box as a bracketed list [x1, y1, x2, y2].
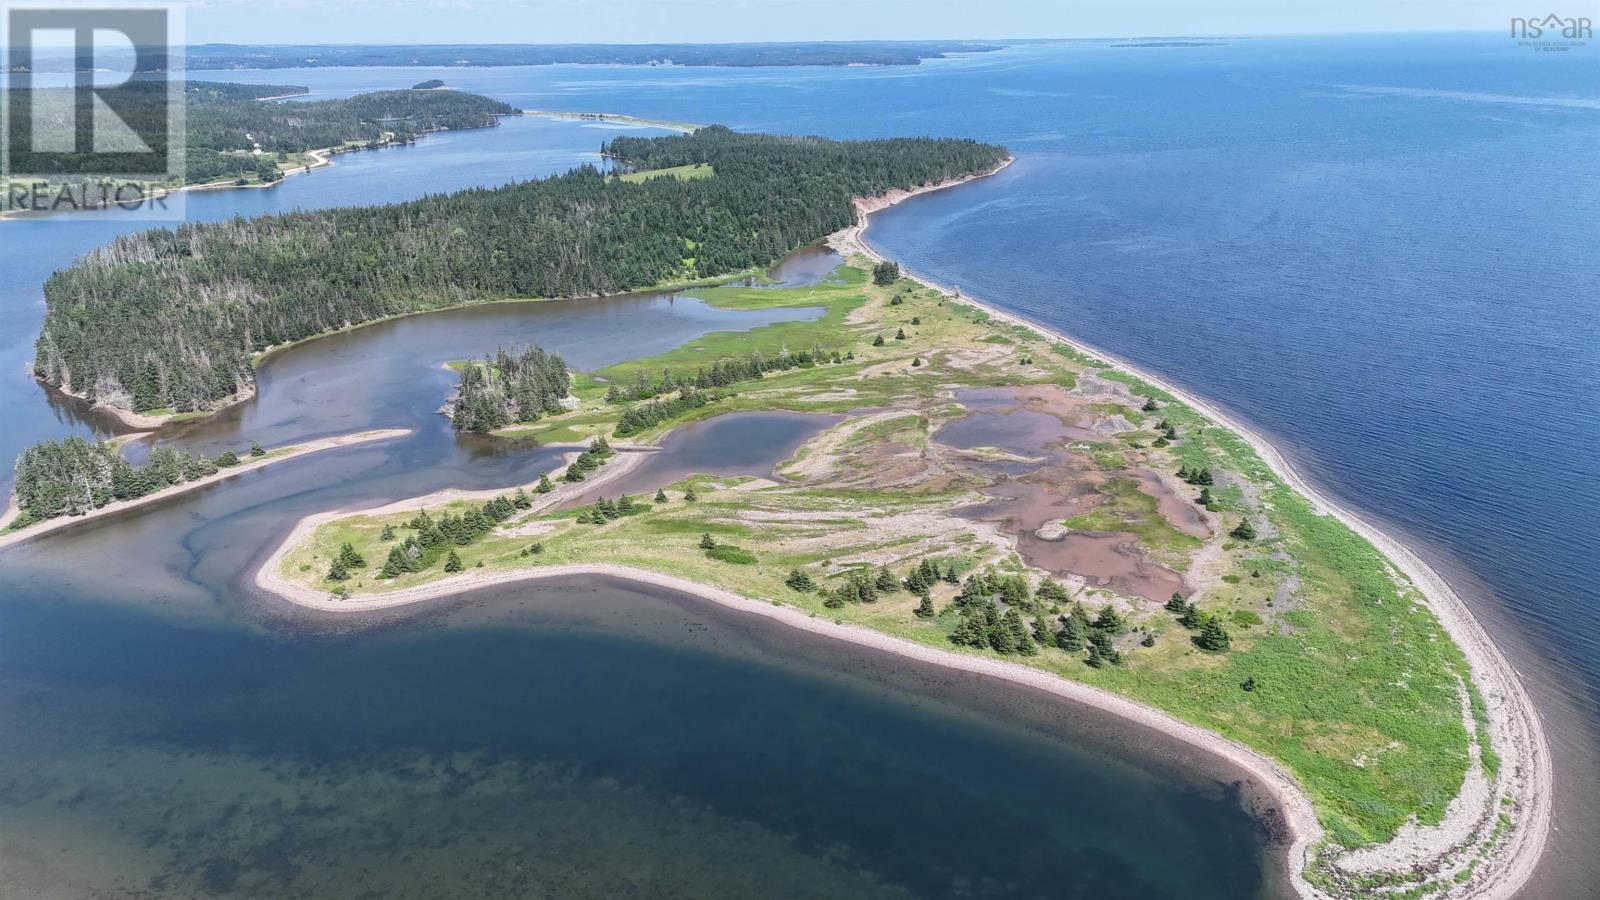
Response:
[0, 429, 410, 552]
[521, 109, 701, 133]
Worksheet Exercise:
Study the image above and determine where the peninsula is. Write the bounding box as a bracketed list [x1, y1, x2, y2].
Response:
[1, 82, 516, 217]
[1, 428, 410, 550]
[26, 124, 1549, 898]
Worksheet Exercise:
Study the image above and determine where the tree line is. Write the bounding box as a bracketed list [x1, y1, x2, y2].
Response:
[6, 80, 515, 186]
[11, 435, 264, 526]
[34, 126, 1006, 414]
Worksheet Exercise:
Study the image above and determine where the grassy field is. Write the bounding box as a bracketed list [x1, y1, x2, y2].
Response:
[613, 163, 715, 183]
[282, 257, 1479, 871]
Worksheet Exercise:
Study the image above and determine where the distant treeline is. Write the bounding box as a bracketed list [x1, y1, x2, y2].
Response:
[172, 42, 1007, 71]
[36, 126, 1006, 413]
[4, 80, 515, 184]
[451, 346, 572, 433]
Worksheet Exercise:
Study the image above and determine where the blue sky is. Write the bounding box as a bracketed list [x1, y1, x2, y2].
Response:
[181, 0, 1535, 45]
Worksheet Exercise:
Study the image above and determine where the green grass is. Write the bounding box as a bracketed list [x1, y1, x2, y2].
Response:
[614, 163, 714, 183]
[280, 258, 1481, 853]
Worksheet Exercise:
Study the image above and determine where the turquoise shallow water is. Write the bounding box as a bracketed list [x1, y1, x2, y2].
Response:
[1, 34, 1596, 896]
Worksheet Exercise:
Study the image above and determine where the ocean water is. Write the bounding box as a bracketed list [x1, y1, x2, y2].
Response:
[1, 33, 1596, 896]
[205, 36, 1599, 889]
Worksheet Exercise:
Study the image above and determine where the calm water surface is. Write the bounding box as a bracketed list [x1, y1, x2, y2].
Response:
[0, 96, 1280, 896]
[3, 34, 1596, 896]
[215, 38, 1599, 892]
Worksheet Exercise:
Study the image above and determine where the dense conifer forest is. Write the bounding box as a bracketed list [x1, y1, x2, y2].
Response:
[35, 126, 1006, 413]
[10, 436, 258, 526]
[5, 81, 516, 184]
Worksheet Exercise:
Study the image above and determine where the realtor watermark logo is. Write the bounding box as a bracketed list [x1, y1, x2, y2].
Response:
[1, 3, 185, 218]
[1511, 12, 1592, 51]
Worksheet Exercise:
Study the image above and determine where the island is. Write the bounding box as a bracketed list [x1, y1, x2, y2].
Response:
[177, 41, 1010, 71]
[19, 124, 1550, 899]
[2, 82, 516, 216]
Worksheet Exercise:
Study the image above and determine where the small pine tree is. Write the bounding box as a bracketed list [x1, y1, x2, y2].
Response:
[911, 357, 923, 367]
[872, 334, 886, 347]
[1196, 617, 1232, 652]
[1241, 676, 1258, 692]
[894, 328, 906, 340]
[536, 475, 554, 493]
[874, 566, 898, 593]
[381, 545, 407, 578]
[1230, 519, 1257, 541]
[684, 487, 698, 502]
[444, 550, 463, 573]
[823, 590, 845, 609]
[1165, 592, 1187, 614]
[327, 558, 349, 581]
[1141, 631, 1157, 647]
[785, 568, 815, 592]
[1198, 486, 1214, 507]
[1179, 603, 1204, 630]
[529, 542, 544, 554]
[1142, 397, 1159, 412]
[943, 564, 960, 585]
[338, 542, 365, 568]
[215, 450, 240, 467]
[250, 441, 265, 457]
[1093, 605, 1123, 632]
[699, 533, 716, 550]
[914, 593, 936, 619]
[380, 523, 396, 541]
[911, 316, 921, 325]
[654, 488, 668, 504]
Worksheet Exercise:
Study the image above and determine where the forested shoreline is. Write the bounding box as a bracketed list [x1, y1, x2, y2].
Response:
[10, 436, 263, 527]
[4, 81, 516, 187]
[35, 127, 1007, 414]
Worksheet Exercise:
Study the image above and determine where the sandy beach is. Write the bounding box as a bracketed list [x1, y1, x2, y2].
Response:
[0, 429, 410, 552]
[246, 160, 1550, 898]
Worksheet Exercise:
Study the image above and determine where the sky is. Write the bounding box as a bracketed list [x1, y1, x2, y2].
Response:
[173, 0, 1554, 45]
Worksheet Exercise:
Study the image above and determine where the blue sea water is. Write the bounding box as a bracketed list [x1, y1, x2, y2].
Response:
[1, 33, 1596, 896]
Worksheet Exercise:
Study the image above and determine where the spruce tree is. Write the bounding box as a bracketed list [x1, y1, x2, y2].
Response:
[872, 334, 886, 347]
[786, 568, 816, 592]
[914, 593, 936, 619]
[699, 533, 716, 550]
[250, 441, 265, 457]
[444, 550, 463, 573]
[1230, 519, 1257, 540]
[380, 523, 396, 541]
[1166, 592, 1187, 613]
[537, 475, 554, 493]
[875, 566, 898, 593]
[654, 488, 668, 504]
[1179, 603, 1204, 630]
[684, 487, 698, 502]
[381, 545, 408, 578]
[327, 558, 349, 581]
[338, 542, 365, 568]
[1196, 617, 1232, 652]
